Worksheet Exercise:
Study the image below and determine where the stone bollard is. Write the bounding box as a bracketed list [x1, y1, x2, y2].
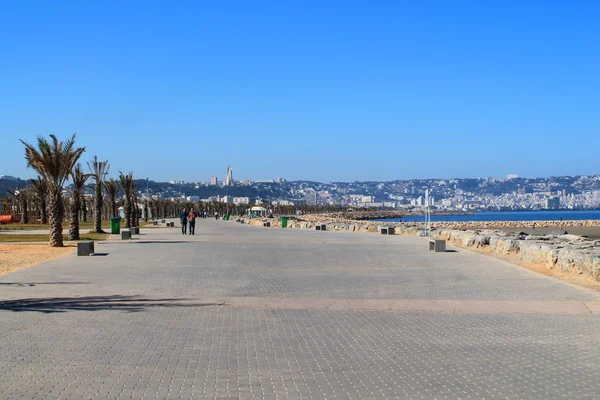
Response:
[77, 241, 94, 256]
[428, 239, 446, 252]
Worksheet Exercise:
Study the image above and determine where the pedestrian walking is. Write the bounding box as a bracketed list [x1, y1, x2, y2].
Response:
[188, 207, 196, 235]
[215, 211, 219, 220]
[180, 208, 188, 235]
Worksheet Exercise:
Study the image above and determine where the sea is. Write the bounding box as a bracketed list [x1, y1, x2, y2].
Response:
[373, 210, 600, 223]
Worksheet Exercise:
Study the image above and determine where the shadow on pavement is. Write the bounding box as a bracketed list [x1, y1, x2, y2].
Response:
[0, 295, 221, 313]
[0, 282, 89, 286]
[110, 241, 189, 244]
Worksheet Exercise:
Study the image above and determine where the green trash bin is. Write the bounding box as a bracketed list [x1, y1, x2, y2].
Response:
[281, 216, 288, 228]
[110, 217, 121, 234]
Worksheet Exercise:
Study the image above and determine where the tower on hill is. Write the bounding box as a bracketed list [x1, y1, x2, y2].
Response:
[225, 165, 234, 186]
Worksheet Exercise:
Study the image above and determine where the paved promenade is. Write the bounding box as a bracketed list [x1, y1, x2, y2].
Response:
[1, 220, 599, 399]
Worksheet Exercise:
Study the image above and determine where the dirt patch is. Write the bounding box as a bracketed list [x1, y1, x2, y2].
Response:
[0, 244, 75, 276]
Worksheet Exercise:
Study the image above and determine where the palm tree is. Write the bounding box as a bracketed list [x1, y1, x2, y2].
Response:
[118, 171, 134, 228]
[103, 178, 120, 218]
[132, 180, 139, 227]
[29, 177, 48, 224]
[1, 195, 11, 216]
[21, 134, 85, 247]
[69, 164, 90, 240]
[88, 156, 110, 233]
[7, 188, 30, 224]
[81, 194, 88, 222]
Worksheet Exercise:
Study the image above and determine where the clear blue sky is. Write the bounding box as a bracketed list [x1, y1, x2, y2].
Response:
[1, 1, 599, 183]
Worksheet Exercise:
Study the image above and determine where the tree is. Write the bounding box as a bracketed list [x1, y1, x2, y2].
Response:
[69, 164, 90, 240]
[7, 188, 29, 223]
[88, 156, 110, 233]
[118, 172, 134, 228]
[21, 134, 85, 247]
[29, 177, 48, 224]
[103, 178, 120, 218]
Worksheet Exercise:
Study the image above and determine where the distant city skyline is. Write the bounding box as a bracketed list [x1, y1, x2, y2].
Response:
[2, 2, 599, 181]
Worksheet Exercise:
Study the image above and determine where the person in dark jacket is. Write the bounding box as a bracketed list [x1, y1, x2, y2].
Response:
[180, 208, 188, 235]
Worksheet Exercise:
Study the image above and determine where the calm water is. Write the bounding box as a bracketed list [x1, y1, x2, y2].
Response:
[374, 210, 600, 223]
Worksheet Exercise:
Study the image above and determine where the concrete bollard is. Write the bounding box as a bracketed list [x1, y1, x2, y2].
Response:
[77, 241, 94, 256]
[429, 239, 446, 252]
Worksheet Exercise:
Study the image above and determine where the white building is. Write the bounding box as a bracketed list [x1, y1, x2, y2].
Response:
[233, 197, 250, 205]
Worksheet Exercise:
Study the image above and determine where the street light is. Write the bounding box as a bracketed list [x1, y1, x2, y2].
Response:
[145, 178, 149, 221]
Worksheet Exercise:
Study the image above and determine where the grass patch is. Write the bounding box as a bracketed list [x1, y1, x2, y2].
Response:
[0, 232, 110, 243]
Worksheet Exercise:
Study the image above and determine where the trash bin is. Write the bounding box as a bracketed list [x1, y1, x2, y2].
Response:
[281, 216, 288, 228]
[110, 217, 121, 234]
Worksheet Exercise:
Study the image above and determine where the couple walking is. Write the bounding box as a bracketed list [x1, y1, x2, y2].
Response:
[180, 207, 198, 235]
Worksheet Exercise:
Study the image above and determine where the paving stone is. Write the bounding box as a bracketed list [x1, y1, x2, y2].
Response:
[0, 220, 599, 398]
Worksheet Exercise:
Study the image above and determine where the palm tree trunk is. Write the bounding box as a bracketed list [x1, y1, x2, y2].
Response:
[68, 192, 80, 240]
[49, 194, 64, 247]
[110, 197, 117, 218]
[81, 196, 87, 222]
[124, 197, 132, 228]
[40, 197, 47, 224]
[20, 197, 28, 224]
[94, 185, 102, 233]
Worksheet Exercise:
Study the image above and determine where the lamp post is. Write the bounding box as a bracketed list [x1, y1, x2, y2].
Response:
[145, 178, 149, 221]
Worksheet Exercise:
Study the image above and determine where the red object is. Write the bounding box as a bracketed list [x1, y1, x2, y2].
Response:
[0, 215, 13, 224]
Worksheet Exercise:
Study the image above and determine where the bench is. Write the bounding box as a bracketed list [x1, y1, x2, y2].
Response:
[121, 230, 131, 240]
[429, 239, 446, 252]
[77, 241, 94, 256]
